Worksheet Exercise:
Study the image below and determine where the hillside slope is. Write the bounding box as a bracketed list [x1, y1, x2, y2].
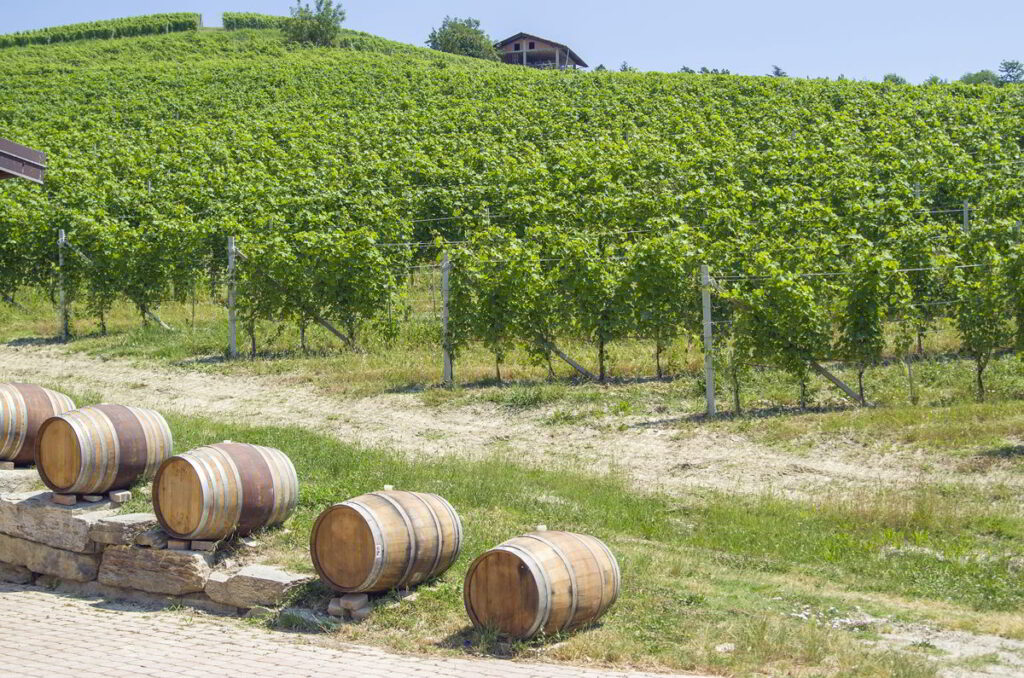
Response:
[1, 26, 1022, 384]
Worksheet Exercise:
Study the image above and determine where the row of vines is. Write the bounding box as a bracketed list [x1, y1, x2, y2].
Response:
[0, 14, 202, 49]
[1, 27, 1023, 401]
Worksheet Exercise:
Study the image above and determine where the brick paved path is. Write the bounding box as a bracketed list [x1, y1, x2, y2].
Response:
[0, 584, 705, 678]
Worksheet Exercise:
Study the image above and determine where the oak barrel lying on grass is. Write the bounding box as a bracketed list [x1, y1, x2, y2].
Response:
[464, 531, 620, 640]
[153, 442, 298, 540]
[311, 490, 463, 593]
[36, 404, 172, 494]
[0, 383, 76, 465]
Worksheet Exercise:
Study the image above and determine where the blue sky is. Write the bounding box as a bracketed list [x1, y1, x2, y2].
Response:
[4, 1, 1021, 82]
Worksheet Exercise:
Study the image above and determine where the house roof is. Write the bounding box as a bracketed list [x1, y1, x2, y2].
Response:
[0, 137, 45, 184]
[495, 32, 588, 68]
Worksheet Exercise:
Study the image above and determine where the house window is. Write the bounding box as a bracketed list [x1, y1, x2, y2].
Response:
[529, 41, 536, 49]
[513, 43, 520, 51]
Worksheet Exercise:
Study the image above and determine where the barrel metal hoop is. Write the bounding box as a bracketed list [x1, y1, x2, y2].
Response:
[210, 445, 244, 537]
[128, 407, 157, 476]
[79, 406, 118, 494]
[522, 534, 579, 631]
[593, 537, 621, 603]
[494, 544, 550, 639]
[568, 534, 609, 617]
[408, 492, 444, 584]
[372, 492, 419, 587]
[65, 410, 95, 493]
[0, 386, 24, 459]
[429, 493, 463, 565]
[343, 500, 387, 592]
[179, 451, 218, 538]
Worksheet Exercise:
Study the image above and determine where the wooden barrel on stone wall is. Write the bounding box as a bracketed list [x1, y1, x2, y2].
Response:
[36, 404, 172, 494]
[153, 442, 298, 540]
[0, 383, 76, 465]
[464, 531, 620, 640]
[310, 490, 463, 593]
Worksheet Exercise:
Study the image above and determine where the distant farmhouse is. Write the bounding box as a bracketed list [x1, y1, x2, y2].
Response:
[495, 33, 588, 70]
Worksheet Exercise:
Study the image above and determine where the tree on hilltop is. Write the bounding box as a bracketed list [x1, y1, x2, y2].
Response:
[426, 17, 498, 60]
[883, 73, 908, 84]
[999, 60, 1024, 84]
[285, 0, 345, 46]
[960, 69, 1001, 86]
[770, 65, 787, 77]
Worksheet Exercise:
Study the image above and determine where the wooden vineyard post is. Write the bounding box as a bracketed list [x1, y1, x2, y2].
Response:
[57, 229, 70, 341]
[227, 236, 237, 359]
[441, 253, 454, 388]
[963, 200, 970, 234]
[701, 264, 716, 417]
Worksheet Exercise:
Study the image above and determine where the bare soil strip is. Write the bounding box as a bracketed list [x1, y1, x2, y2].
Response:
[0, 343, 1019, 498]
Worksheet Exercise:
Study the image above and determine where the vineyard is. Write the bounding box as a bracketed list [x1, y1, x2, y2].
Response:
[1, 25, 1023, 405]
[0, 14, 203, 49]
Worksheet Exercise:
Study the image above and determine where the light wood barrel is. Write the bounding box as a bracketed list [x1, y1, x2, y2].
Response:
[36, 404, 172, 494]
[0, 384, 76, 465]
[464, 531, 620, 639]
[310, 490, 463, 593]
[153, 442, 298, 540]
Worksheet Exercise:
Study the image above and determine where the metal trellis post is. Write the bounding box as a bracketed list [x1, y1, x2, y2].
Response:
[227, 236, 237, 359]
[441, 253, 454, 388]
[58, 229, 69, 341]
[701, 264, 716, 417]
[963, 200, 970, 233]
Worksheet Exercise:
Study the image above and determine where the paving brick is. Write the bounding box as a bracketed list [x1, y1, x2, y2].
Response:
[0, 582, 699, 678]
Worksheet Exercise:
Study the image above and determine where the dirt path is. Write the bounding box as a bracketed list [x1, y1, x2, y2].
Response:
[0, 343, 1014, 498]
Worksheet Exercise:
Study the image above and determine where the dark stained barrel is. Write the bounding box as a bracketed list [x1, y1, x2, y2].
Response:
[36, 404, 173, 494]
[464, 531, 620, 640]
[0, 383, 76, 465]
[153, 442, 299, 540]
[310, 490, 462, 593]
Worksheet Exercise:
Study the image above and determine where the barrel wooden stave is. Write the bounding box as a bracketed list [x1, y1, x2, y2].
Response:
[464, 531, 620, 639]
[0, 383, 75, 465]
[36, 404, 171, 494]
[153, 442, 298, 541]
[310, 490, 462, 593]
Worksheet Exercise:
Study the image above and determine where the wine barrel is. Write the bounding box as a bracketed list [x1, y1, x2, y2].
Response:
[310, 490, 463, 593]
[153, 442, 298, 540]
[464, 531, 620, 639]
[0, 384, 76, 465]
[37, 405, 172, 494]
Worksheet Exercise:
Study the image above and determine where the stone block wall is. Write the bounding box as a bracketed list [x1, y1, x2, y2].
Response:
[0, 484, 312, 615]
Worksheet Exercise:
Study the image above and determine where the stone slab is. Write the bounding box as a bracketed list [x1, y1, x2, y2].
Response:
[0, 562, 34, 584]
[34, 575, 239, 616]
[337, 593, 369, 611]
[0, 532, 99, 582]
[98, 546, 213, 596]
[204, 565, 312, 609]
[0, 470, 43, 495]
[350, 605, 372, 622]
[109, 490, 132, 504]
[135, 527, 169, 549]
[0, 491, 117, 553]
[89, 514, 159, 546]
